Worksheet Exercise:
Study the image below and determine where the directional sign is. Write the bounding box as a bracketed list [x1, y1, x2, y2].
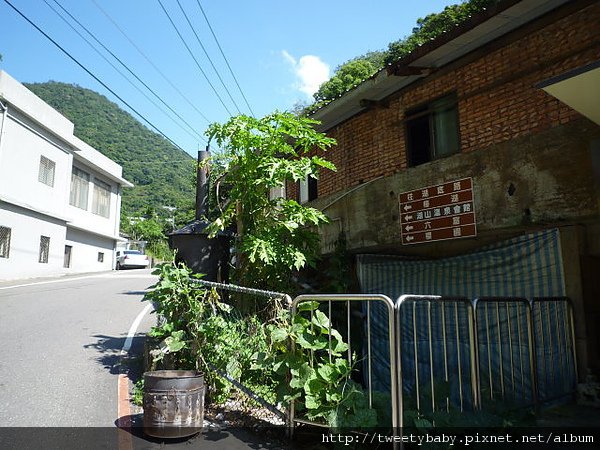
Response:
[399, 177, 477, 245]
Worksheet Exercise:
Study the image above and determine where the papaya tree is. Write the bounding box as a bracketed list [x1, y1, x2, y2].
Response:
[205, 111, 336, 292]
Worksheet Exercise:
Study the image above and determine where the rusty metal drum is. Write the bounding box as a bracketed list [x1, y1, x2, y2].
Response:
[143, 370, 205, 438]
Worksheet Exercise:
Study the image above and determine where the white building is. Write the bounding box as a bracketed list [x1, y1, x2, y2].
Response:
[0, 70, 133, 281]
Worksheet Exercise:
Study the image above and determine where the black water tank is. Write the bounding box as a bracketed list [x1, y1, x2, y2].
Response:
[168, 220, 232, 282]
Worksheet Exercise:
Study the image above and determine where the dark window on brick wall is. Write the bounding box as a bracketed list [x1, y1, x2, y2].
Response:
[299, 176, 318, 203]
[406, 94, 460, 167]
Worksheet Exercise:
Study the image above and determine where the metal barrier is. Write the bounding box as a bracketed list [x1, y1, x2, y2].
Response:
[178, 284, 578, 432]
[473, 297, 537, 407]
[395, 295, 477, 423]
[531, 297, 578, 404]
[290, 294, 398, 430]
[190, 279, 292, 426]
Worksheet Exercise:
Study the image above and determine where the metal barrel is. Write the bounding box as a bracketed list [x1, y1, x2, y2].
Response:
[143, 370, 205, 438]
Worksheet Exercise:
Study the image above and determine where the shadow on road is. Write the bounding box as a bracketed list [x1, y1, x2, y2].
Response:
[84, 334, 146, 377]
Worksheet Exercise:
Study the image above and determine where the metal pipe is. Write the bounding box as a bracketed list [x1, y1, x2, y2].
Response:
[496, 302, 505, 399]
[536, 302, 547, 399]
[507, 302, 516, 398]
[427, 302, 435, 415]
[196, 149, 210, 220]
[545, 302, 556, 391]
[526, 303, 538, 408]
[347, 300, 352, 367]
[413, 301, 420, 412]
[467, 303, 478, 410]
[454, 302, 464, 411]
[328, 300, 333, 364]
[485, 303, 493, 401]
[367, 301, 373, 408]
[516, 303, 526, 399]
[0, 101, 7, 158]
[441, 303, 450, 412]
[555, 301, 565, 392]
[291, 295, 398, 431]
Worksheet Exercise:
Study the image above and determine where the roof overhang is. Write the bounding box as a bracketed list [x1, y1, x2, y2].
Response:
[310, 0, 574, 131]
[537, 60, 600, 126]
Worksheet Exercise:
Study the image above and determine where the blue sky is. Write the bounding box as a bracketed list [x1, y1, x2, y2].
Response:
[1, 0, 457, 156]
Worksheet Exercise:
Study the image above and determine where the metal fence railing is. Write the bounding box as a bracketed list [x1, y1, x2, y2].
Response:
[170, 283, 578, 433]
[290, 294, 398, 430]
[474, 297, 537, 407]
[395, 295, 478, 423]
[531, 297, 578, 405]
[190, 279, 292, 427]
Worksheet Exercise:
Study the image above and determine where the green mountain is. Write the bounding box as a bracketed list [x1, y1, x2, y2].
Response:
[24, 81, 196, 223]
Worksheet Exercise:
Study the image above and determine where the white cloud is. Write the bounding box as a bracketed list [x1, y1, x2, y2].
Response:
[282, 50, 330, 98]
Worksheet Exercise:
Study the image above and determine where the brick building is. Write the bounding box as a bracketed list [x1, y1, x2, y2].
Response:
[291, 0, 600, 376]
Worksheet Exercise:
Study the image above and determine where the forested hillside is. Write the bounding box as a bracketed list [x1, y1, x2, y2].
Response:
[25, 81, 196, 223]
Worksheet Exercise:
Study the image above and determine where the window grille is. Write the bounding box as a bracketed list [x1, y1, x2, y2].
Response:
[98, 252, 104, 263]
[64, 245, 72, 268]
[38, 156, 56, 187]
[39, 236, 50, 263]
[92, 179, 111, 218]
[70, 167, 90, 209]
[0, 226, 11, 258]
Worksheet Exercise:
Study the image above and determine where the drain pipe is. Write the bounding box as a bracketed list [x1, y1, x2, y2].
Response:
[0, 100, 7, 158]
[196, 147, 210, 220]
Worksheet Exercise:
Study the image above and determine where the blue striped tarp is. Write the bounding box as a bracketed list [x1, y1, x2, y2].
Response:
[356, 228, 567, 407]
[357, 228, 565, 300]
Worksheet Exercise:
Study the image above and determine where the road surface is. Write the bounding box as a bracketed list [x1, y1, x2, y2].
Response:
[0, 270, 157, 427]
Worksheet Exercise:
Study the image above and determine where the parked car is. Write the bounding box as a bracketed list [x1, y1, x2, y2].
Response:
[116, 250, 150, 270]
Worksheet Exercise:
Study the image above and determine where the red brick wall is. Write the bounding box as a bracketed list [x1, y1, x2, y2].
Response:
[313, 2, 600, 199]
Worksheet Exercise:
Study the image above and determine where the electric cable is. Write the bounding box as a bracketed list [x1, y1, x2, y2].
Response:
[196, 0, 255, 117]
[156, 0, 233, 117]
[2, 0, 187, 152]
[175, 0, 242, 115]
[45, 0, 207, 145]
[90, 0, 212, 126]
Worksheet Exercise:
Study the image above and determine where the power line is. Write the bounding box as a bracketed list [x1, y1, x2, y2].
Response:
[2, 0, 186, 152]
[196, 0, 255, 117]
[90, 0, 213, 126]
[156, 0, 233, 117]
[44, 0, 207, 145]
[175, 0, 242, 115]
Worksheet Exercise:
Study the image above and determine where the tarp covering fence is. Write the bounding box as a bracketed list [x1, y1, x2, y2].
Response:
[355, 229, 576, 417]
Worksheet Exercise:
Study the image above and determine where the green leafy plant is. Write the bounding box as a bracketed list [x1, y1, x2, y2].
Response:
[132, 379, 144, 407]
[253, 301, 377, 428]
[205, 112, 336, 292]
[143, 261, 274, 403]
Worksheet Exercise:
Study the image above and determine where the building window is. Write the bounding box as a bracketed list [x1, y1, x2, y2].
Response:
[39, 236, 50, 263]
[38, 156, 56, 187]
[0, 226, 11, 258]
[70, 167, 90, 210]
[299, 176, 318, 203]
[92, 179, 111, 218]
[405, 94, 460, 167]
[269, 186, 286, 201]
[98, 252, 104, 263]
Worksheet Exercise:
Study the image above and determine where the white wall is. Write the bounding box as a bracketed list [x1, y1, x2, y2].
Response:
[0, 109, 72, 220]
[65, 228, 115, 273]
[0, 202, 67, 280]
[0, 70, 131, 281]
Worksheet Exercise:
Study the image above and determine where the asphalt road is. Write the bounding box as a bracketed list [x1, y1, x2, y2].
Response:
[0, 269, 157, 427]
